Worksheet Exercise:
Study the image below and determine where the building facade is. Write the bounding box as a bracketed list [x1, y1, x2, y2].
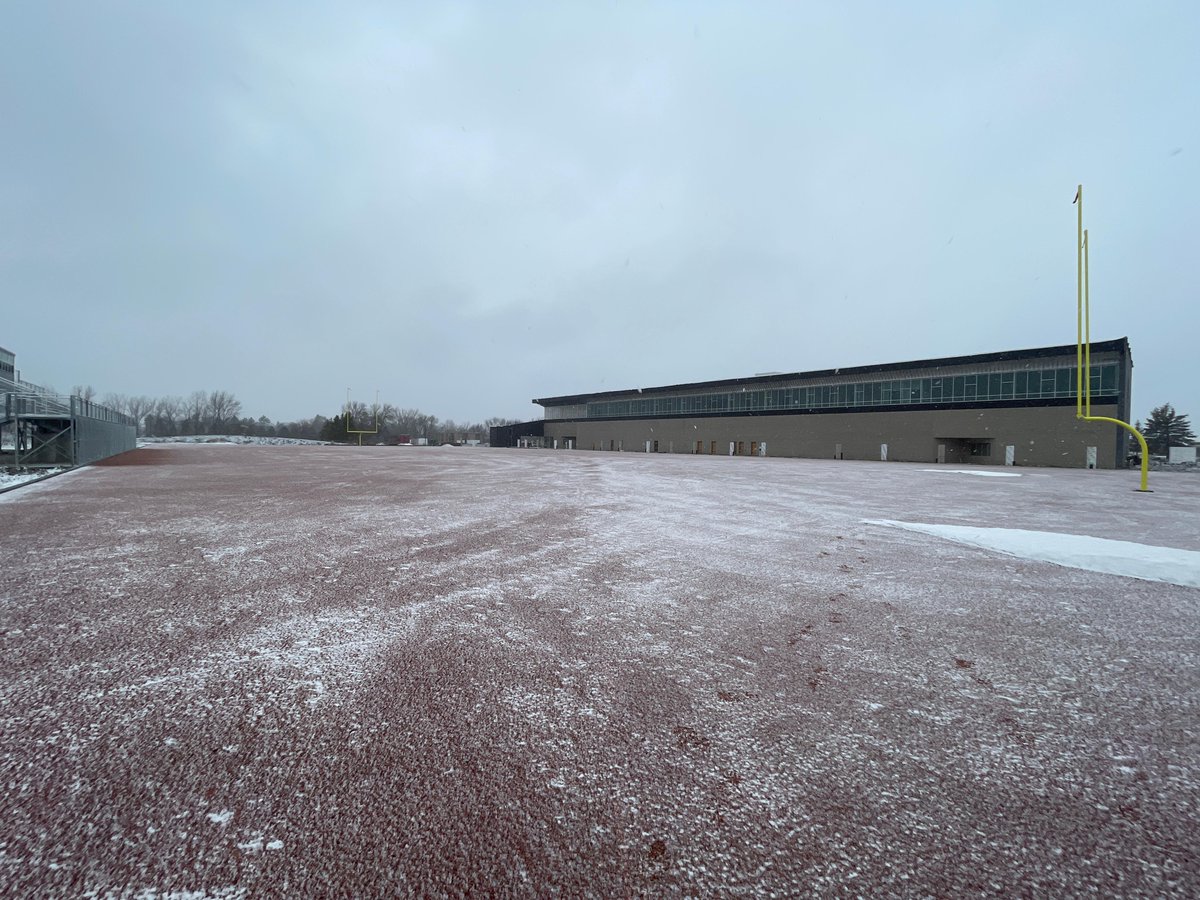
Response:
[532, 339, 1134, 468]
[489, 419, 545, 448]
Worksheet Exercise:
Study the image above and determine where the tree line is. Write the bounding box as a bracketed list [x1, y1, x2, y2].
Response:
[73, 386, 524, 444]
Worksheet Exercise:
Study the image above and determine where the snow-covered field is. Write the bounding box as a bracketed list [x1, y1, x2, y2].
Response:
[2, 447, 1197, 897]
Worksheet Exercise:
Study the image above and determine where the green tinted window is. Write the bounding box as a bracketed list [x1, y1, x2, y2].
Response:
[579, 363, 1119, 417]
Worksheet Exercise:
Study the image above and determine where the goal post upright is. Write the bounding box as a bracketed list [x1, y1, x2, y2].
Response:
[1073, 184, 1151, 491]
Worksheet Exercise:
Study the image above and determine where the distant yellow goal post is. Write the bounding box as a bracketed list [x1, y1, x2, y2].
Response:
[344, 388, 380, 446]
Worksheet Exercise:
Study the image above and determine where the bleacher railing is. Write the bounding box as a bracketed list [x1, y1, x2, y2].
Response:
[3, 378, 137, 466]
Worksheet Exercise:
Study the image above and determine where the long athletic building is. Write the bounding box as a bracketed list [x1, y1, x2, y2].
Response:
[528, 338, 1134, 468]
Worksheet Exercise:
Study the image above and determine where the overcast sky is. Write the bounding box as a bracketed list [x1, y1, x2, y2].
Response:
[3, 2, 1197, 425]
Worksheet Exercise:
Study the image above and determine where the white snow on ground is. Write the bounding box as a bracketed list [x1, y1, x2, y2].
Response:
[0, 467, 65, 490]
[123, 888, 247, 900]
[5, 450, 1197, 896]
[920, 469, 1021, 477]
[138, 435, 331, 446]
[867, 519, 1200, 588]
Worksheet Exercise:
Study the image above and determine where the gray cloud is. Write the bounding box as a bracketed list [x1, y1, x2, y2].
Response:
[3, 2, 1197, 424]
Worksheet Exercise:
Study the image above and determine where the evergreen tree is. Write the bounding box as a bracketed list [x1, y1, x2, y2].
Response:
[319, 411, 352, 444]
[1142, 404, 1196, 455]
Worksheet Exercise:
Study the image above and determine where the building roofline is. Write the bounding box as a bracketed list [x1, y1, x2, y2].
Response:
[532, 338, 1130, 407]
[490, 419, 544, 430]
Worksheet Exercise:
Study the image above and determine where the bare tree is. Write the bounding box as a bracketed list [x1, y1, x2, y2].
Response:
[73, 384, 96, 402]
[146, 396, 183, 436]
[161, 396, 183, 435]
[393, 408, 427, 438]
[183, 391, 208, 434]
[125, 396, 151, 435]
[378, 403, 399, 432]
[101, 393, 129, 415]
[207, 390, 242, 432]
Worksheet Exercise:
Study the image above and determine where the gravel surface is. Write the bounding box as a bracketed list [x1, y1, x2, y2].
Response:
[2, 446, 1197, 898]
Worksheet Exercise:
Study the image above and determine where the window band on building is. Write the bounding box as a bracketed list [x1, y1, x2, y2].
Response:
[578, 364, 1118, 420]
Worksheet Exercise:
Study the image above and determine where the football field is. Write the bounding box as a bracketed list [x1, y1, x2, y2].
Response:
[2, 446, 1197, 897]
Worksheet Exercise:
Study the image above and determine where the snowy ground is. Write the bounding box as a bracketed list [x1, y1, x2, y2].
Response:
[139, 435, 333, 447]
[1, 447, 1197, 897]
[0, 467, 65, 491]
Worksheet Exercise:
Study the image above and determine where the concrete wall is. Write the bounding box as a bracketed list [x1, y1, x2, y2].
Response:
[544, 403, 1124, 468]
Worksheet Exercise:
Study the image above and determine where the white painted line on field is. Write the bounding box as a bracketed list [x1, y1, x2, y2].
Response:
[919, 469, 1022, 477]
[865, 520, 1200, 588]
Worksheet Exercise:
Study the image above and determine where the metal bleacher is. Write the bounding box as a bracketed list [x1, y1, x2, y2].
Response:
[1, 374, 136, 468]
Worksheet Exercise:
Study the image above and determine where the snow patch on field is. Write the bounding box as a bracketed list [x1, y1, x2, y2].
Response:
[193, 609, 423, 704]
[920, 469, 1021, 478]
[86, 605, 430, 717]
[0, 467, 65, 489]
[104, 888, 247, 900]
[139, 435, 331, 446]
[867, 520, 1200, 588]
